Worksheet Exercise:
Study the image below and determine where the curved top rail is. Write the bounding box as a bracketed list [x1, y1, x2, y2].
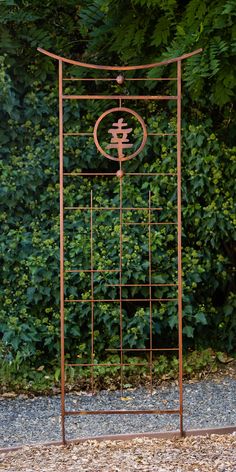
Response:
[37, 48, 202, 71]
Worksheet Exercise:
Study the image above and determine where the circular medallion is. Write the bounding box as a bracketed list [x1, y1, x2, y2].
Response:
[93, 107, 147, 162]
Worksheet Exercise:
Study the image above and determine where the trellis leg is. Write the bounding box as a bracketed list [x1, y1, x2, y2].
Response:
[90, 190, 95, 393]
[119, 163, 124, 395]
[148, 191, 153, 394]
[177, 60, 183, 436]
[59, 59, 66, 444]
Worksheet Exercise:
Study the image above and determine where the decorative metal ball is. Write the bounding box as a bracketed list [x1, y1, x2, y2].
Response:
[116, 169, 124, 178]
[116, 74, 125, 85]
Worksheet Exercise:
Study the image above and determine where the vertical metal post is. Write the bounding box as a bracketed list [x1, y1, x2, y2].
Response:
[177, 60, 183, 435]
[148, 191, 153, 394]
[59, 59, 66, 444]
[90, 190, 94, 393]
[119, 164, 123, 394]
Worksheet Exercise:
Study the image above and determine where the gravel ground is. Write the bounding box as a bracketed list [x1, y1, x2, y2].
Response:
[0, 377, 235, 448]
[1, 434, 236, 471]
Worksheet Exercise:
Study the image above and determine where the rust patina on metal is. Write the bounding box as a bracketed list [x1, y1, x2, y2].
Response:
[37, 47, 204, 445]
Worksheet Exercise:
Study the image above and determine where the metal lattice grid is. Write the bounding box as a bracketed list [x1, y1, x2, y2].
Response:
[38, 47, 202, 444]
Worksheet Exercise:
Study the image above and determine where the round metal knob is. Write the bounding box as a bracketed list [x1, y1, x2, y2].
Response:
[116, 169, 124, 178]
[116, 74, 125, 85]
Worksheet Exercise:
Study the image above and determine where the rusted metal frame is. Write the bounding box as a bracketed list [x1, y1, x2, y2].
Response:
[61, 92, 180, 436]
[37, 47, 203, 70]
[148, 190, 153, 393]
[59, 59, 66, 445]
[62, 94, 177, 100]
[64, 409, 179, 416]
[177, 60, 183, 435]
[58, 54, 182, 441]
[90, 190, 94, 393]
[34, 47, 233, 445]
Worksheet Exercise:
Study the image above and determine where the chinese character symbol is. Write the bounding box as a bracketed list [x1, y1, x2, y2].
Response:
[107, 118, 133, 158]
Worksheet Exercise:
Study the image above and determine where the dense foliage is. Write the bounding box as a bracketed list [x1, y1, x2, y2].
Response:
[0, 0, 235, 368]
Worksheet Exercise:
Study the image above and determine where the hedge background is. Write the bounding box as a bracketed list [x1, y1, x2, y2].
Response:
[0, 0, 235, 367]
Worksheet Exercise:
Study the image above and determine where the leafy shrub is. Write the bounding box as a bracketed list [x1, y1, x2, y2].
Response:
[0, 2, 235, 367]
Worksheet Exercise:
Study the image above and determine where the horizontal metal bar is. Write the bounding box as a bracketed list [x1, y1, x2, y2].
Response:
[106, 283, 178, 287]
[64, 132, 93, 136]
[63, 77, 177, 81]
[64, 172, 116, 176]
[65, 363, 147, 367]
[65, 269, 120, 273]
[148, 132, 177, 136]
[64, 207, 163, 211]
[65, 298, 177, 303]
[62, 95, 177, 100]
[65, 269, 177, 275]
[63, 132, 176, 137]
[63, 78, 115, 81]
[125, 78, 177, 81]
[124, 222, 177, 225]
[127, 173, 177, 176]
[3, 425, 236, 452]
[63, 172, 177, 177]
[105, 348, 179, 352]
[64, 409, 180, 416]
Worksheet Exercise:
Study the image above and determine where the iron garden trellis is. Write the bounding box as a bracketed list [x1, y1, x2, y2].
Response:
[38, 47, 202, 444]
